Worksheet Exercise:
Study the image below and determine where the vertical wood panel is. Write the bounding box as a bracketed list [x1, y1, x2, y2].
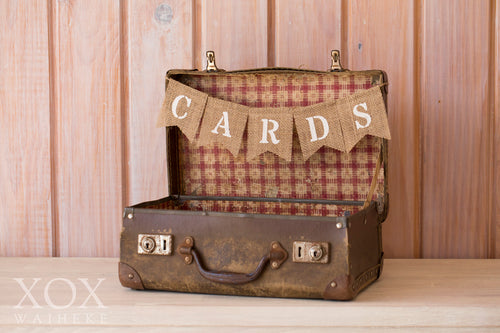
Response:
[274, 0, 341, 70]
[495, 0, 500, 258]
[197, 0, 267, 70]
[421, 0, 491, 258]
[124, 0, 193, 205]
[347, 1, 419, 258]
[1, 0, 499, 258]
[51, 0, 122, 256]
[0, 0, 52, 256]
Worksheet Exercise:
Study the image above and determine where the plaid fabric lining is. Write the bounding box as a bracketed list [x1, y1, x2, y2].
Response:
[171, 72, 384, 217]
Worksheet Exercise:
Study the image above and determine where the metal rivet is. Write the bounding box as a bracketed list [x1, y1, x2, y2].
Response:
[127, 213, 133, 220]
[330, 281, 337, 288]
[128, 273, 134, 280]
[272, 243, 278, 249]
[336, 222, 343, 229]
[271, 261, 279, 269]
[185, 238, 191, 245]
[184, 257, 190, 263]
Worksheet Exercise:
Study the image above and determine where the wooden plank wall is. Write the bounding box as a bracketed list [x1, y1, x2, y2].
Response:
[1, 0, 499, 258]
[0, 0, 53, 256]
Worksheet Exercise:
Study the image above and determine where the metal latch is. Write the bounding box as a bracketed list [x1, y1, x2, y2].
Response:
[292, 241, 329, 264]
[205, 51, 219, 72]
[138, 234, 173, 255]
[330, 50, 346, 72]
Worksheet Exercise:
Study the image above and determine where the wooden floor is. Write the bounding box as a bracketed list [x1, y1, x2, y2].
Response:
[1, 258, 499, 332]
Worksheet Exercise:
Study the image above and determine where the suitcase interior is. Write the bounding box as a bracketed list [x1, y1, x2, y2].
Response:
[143, 70, 386, 217]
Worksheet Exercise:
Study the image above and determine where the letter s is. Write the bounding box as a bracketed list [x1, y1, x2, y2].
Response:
[353, 103, 371, 130]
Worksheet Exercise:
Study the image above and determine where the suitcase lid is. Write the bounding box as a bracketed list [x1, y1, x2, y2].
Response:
[161, 51, 389, 219]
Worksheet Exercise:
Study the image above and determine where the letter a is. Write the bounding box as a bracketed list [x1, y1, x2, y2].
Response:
[211, 111, 231, 138]
[353, 102, 371, 130]
[171, 95, 191, 120]
[260, 119, 280, 144]
[305, 116, 329, 142]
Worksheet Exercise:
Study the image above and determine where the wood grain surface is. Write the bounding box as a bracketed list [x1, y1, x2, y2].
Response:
[274, 0, 341, 70]
[1, 0, 500, 258]
[123, 0, 193, 206]
[346, 0, 419, 258]
[50, 0, 122, 256]
[495, 0, 500, 258]
[420, 0, 492, 258]
[0, 0, 53, 256]
[196, 0, 268, 70]
[1, 258, 499, 330]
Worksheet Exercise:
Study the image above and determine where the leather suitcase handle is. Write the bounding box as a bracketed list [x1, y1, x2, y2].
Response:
[178, 237, 288, 285]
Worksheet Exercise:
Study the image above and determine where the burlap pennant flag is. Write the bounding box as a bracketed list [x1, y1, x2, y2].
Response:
[157, 79, 208, 141]
[158, 78, 390, 160]
[337, 86, 391, 152]
[198, 97, 249, 157]
[294, 101, 346, 160]
[247, 109, 294, 162]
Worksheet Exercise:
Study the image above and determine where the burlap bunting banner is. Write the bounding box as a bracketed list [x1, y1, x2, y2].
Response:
[157, 79, 208, 141]
[336, 86, 391, 152]
[247, 109, 294, 162]
[198, 97, 249, 157]
[295, 101, 345, 159]
[158, 78, 391, 161]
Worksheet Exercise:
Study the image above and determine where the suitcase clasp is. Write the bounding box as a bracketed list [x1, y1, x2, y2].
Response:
[205, 51, 219, 72]
[137, 234, 173, 256]
[330, 50, 347, 72]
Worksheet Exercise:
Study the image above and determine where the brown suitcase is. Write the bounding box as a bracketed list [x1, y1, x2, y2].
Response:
[119, 51, 390, 300]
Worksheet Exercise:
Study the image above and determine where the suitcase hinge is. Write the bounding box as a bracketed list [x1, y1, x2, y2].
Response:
[330, 50, 348, 72]
[205, 51, 219, 72]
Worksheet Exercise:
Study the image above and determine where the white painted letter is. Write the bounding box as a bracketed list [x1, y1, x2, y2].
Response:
[13, 278, 42, 309]
[44, 278, 76, 310]
[305, 116, 329, 142]
[353, 102, 371, 129]
[260, 119, 280, 144]
[171, 95, 191, 120]
[78, 278, 107, 309]
[211, 111, 232, 138]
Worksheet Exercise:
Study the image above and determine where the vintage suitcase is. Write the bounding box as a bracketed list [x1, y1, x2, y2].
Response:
[119, 50, 390, 300]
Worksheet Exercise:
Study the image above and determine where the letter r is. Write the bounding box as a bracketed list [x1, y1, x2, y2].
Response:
[260, 119, 280, 144]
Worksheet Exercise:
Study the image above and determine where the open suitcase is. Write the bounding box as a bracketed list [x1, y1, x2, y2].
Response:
[119, 51, 390, 300]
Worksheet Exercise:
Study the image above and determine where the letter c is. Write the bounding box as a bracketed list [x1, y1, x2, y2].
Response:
[171, 95, 191, 120]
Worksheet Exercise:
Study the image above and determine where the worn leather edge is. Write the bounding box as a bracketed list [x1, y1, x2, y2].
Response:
[167, 68, 386, 78]
[118, 262, 145, 290]
[323, 274, 355, 300]
[323, 263, 382, 301]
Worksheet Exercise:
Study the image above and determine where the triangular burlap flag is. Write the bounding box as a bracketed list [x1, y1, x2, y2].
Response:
[198, 97, 249, 157]
[294, 101, 346, 160]
[337, 86, 391, 152]
[247, 109, 294, 162]
[157, 79, 208, 141]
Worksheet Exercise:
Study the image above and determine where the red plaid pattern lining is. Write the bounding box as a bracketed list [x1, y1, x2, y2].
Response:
[166, 72, 384, 217]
